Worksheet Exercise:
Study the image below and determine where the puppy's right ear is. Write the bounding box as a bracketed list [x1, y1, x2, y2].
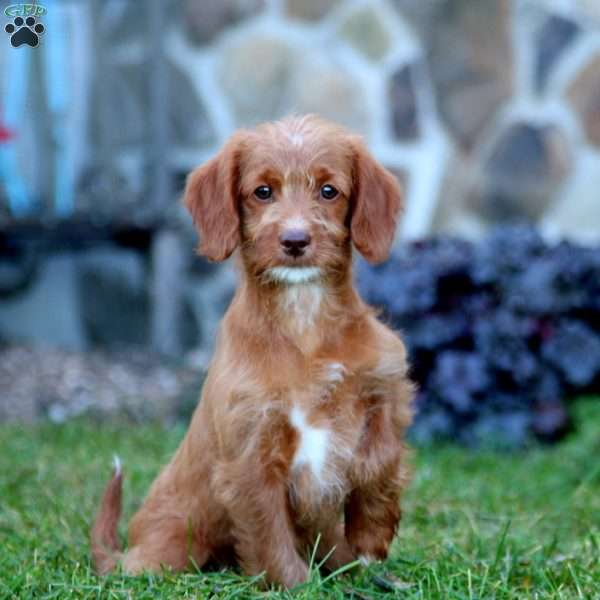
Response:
[184, 134, 245, 262]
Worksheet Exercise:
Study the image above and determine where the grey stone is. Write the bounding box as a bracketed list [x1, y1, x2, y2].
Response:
[338, 4, 393, 61]
[183, 0, 264, 46]
[431, 152, 488, 238]
[575, 0, 600, 21]
[168, 62, 216, 148]
[75, 163, 140, 224]
[78, 247, 150, 348]
[218, 37, 296, 126]
[480, 122, 571, 221]
[535, 15, 579, 92]
[541, 153, 600, 243]
[89, 52, 214, 154]
[424, 0, 513, 149]
[567, 54, 600, 148]
[0, 253, 86, 350]
[390, 0, 445, 35]
[151, 229, 190, 357]
[92, 0, 147, 43]
[434, 120, 573, 235]
[84, 54, 214, 223]
[285, 0, 341, 21]
[218, 36, 369, 131]
[389, 63, 420, 140]
[291, 61, 369, 134]
[0, 245, 37, 296]
[104, 61, 215, 149]
[185, 264, 237, 365]
[89, 67, 146, 148]
[385, 166, 409, 194]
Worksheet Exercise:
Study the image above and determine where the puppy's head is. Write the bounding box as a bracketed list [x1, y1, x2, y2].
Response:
[184, 115, 402, 283]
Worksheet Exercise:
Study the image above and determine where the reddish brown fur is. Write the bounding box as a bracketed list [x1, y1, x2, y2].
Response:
[91, 115, 415, 588]
[90, 467, 122, 574]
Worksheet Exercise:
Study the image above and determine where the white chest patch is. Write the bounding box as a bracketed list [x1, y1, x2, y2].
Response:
[290, 407, 329, 480]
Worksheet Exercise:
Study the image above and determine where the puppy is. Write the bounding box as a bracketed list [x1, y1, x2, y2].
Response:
[91, 115, 414, 589]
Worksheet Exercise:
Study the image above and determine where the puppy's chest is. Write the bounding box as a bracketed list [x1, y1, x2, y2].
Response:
[284, 362, 372, 507]
[287, 403, 359, 508]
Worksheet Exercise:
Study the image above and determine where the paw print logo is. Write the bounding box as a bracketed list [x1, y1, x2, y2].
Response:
[5, 16, 44, 47]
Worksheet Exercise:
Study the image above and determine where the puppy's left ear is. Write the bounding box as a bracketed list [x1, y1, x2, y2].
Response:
[184, 134, 246, 262]
[350, 139, 403, 264]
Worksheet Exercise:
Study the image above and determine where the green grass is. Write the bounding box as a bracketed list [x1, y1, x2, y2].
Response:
[1, 401, 599, 599]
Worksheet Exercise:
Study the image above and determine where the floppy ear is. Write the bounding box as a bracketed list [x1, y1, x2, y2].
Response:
[184, 135, 244, 262]
[350, 139, 403, 264]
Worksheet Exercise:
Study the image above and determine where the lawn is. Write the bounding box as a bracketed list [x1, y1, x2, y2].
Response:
[0, 401, 599, 599]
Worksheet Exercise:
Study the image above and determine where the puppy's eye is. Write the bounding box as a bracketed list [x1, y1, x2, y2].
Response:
[320, 184, 339, 200]
[253, 186, 273, 202]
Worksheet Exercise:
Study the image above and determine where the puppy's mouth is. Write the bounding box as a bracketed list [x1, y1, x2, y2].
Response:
[264, 266, 322, 285]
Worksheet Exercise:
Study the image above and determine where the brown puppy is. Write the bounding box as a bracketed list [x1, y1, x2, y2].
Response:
[91, 115, 415, 589]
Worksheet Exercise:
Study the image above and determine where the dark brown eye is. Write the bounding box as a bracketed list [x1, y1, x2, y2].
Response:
[320, 184, 338, 200]
[254, 185, 273, 202]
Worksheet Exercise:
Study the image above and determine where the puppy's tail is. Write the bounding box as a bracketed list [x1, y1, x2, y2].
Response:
[90, 456, 124, 574]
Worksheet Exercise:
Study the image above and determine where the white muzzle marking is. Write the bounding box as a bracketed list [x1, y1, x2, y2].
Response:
[267, 266, 321, 285]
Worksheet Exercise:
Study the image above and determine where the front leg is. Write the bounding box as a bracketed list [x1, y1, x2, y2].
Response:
[212, 419, 309, 589]
[345, 391, 412, 563]
[344, 467, 402, 563]
[214, 457, 309, 587]
[294, 506, 356, 571]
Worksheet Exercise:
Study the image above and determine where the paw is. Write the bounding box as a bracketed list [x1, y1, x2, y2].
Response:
[348, 534, 391, 565]
[278, 560, 310, 589]
[5, 16, 45, 48]
[358, 553, 379, 567]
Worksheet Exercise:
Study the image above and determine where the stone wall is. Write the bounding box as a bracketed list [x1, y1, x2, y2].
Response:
[2, 0, 599, 240]
[1, 0, 600, 360]
[167, 0, 600, 243]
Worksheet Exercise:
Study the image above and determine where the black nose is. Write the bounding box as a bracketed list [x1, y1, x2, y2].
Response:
[279, 229, 311, 257]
